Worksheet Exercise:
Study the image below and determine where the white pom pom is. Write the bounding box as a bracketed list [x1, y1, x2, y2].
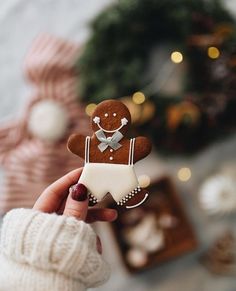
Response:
[199, 175, 236, 215]
[28, 100, 69, 142]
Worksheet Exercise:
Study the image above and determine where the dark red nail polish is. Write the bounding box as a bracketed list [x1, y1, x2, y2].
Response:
[71, 183, 88, 201]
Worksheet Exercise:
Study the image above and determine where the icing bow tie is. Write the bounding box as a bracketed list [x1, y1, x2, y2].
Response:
[95, 130, 123, 152]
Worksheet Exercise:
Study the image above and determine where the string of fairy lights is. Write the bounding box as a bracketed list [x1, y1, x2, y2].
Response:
[170, 46, 221, 64]
[138, 167, 191, 186]
[136, 166, 192, 186]
[85, 44, 222, 114]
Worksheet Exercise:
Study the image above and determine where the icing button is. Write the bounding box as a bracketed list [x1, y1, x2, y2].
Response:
[110, 149, 114, 152]
[109, 156, 113, 160]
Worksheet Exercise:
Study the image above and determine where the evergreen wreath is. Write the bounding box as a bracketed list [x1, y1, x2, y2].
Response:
[78, 0, 236, 154]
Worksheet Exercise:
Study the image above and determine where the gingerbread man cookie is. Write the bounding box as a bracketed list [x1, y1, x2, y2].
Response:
[67, 99, 152, 208]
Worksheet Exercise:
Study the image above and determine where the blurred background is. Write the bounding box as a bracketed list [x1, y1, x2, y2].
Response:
[0, 0, 236, 290]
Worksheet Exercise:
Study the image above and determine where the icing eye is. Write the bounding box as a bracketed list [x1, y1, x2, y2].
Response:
[113, 113, 117, 117]
[104, 113, 108, 117]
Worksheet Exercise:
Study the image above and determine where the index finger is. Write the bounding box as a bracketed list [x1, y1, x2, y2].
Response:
[33, 168, 83, 213]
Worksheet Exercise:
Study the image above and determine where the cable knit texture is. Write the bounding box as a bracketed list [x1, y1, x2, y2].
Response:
[0, 209, 110, 291]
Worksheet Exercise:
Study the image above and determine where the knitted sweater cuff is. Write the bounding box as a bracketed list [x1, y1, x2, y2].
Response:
[0, 208, 110, 287]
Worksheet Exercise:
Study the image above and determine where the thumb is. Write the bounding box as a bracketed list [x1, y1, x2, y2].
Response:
[63, 183, 88, 220]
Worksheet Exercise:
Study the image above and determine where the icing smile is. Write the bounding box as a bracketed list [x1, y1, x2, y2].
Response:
[93, 116, 128, 133]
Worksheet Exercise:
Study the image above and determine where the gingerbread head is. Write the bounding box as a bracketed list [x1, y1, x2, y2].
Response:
[91, 100, 131, 135]
[68, 99, 152, 208]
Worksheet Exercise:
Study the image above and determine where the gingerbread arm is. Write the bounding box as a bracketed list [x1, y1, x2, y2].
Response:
[133, 136, 152, 163]
[67, 134, 87, 160]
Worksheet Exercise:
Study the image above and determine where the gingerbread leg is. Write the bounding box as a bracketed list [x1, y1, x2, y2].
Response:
[121, 188, 149, 209]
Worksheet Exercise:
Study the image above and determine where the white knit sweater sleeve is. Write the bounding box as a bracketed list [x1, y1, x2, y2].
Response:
[0, 208, 110, 291]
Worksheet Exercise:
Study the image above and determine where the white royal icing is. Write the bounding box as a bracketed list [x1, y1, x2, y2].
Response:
[93, 115, 128, 133]
[79, 163, 139, 202]
[78, 137, 144, 205]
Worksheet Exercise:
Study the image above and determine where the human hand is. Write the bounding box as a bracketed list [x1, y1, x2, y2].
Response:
[33, 168, 118, 253]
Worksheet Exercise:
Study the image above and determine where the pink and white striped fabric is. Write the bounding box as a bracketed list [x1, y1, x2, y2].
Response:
[0, 34, 91, 215]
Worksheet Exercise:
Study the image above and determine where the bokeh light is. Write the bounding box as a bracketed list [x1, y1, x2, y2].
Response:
[138, 174, 151, 188]
[208, 46, 220, 59]
[171, 51, 183, 63]
[132, 92, 146, 105]
[177, 167, 191, 182]
[85, 103, 97, 116]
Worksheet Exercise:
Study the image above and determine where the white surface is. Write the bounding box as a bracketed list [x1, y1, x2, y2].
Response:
[0, 1, 236, 291]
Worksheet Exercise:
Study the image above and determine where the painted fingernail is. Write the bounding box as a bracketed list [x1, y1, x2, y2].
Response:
[71, 183, 87, 201]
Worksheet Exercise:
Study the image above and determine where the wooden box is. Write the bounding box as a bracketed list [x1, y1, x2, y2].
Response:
[109, 176, 197, 273]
